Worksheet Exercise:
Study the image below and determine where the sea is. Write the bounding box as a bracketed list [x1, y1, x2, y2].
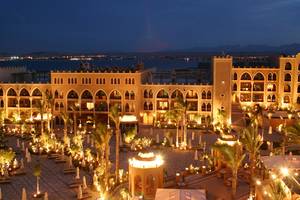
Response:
[0, 57, 203, 71]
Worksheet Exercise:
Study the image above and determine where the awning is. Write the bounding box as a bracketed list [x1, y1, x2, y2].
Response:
[155, 189, 206, 200]
[120, 115, 137, 123]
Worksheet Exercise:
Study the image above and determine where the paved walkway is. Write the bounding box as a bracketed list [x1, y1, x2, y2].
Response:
[1, 137, 99, 200]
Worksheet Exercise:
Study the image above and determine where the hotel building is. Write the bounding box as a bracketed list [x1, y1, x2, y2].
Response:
[0, 53, 299, 126]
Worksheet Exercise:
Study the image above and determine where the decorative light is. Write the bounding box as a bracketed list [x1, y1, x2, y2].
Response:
[280, 167, 289, 177]
[129, 152, 163, 169]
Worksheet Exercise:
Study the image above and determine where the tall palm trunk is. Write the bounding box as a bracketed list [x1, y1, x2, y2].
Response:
[232, 170, 237, 199]
[36, 176, 40, 194]
[115, 127, 120, 183]
[63, 120, 67, 138]
[183, 112, 187, 146]
[73, 113, 77, 134]
[176, 125, 179, 147]
[41, 113, 44, 135]
[249, 154, 255, 197]
[105, 142, 110, 191]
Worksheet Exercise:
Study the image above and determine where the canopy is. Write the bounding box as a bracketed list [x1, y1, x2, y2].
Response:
[261, 155, 300, 170]
[155, 189, 206, 200]
[120, 115, 137, 123]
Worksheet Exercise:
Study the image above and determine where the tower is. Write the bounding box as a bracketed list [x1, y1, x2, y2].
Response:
[212, 55, 233, 124]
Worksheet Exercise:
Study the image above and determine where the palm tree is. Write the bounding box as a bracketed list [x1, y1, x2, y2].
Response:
[37, 98, 47, 135]
[0, 109, 5, 126]
[109, 104, 122, 183]
[172, 97, 189, 147]
[282, 121, 300, 155]
[240, 122, 263, 197]
[165, 109, 182, 147]
[213, 142, 245, 198]
[69, 104, 78, 134]
[92, 123, 112, 191]
[266, 179, 291, 200]
[45, 91, 55, 134]
[61, 111, 72, 138]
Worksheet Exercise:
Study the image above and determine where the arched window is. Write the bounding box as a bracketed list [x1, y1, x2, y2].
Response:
[128, 79, 131, 84]
[207, 91, 212, 99]
[60, 102, 64, 109]
[285, 62, 292, 70]
[7, 88, 17, 96]
[298, 64, 300, 71]
[273, 73, 277, 81]
[149, 90, 153, 98]
[284, 96, 290, 103]
[233, 73, 237, 80]
[186, 90, 198, 99]
[171, 90, 183, 99]
[20, 88, 30, 96]
[132, 79, 135, 84]
[201, 91, 206, 99]
[32, 88, 42, 96]
[253, 73, 264, 80]
[297, 96, 300, 104]
[130, 91, 135, 100]
[284, 84, 291, 92]
[267, 95, 272, 102]
[144, 90, 148, 98]
[144, 102, 148, 110]
[55, 102, 59, 110]
[201, 103, 206, 111]
[272, 95, 276, 102]
[0, 88, 3, 96]
[233, 83, 237, 91]
[81, 90, 93, 99]
[149, 102, 153, 110]
[125, 91, 130, 100]
[268, 73, 272, 81]
[298, 75, 300, 82]
[67, 90, 79, 99]
[241, 73, 251, 80]
[267, 84, 276, 92]
[96, 90, 107, 100]
[157, 90, 169, 98]
[54, 90, 59, 98]
[110, 90, 121, 100]
[285, 73, 291, 81]
[207, 103, 211, 111]
[298, 85, 300, 93]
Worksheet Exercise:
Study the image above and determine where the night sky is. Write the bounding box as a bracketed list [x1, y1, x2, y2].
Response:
[0, 0, 299, 53]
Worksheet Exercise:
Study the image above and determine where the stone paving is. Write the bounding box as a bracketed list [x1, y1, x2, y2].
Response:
[1, 137, 99, 200]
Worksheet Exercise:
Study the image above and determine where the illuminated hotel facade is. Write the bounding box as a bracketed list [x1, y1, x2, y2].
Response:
[0, 53, 300, 126]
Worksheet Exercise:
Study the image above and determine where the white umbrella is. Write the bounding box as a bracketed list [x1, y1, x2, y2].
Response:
[21, 142, 25, 152]
[82, 176, 87, 190]
[194, 150, 198, 161]
[26, 152, 31, 163]
[156, 133, 160, 143]
[68, 156, 73, 168]
[77, 185, 83, 199]
[75, 167, 80, 180]
[44, 192, 48, 200]
[17, 138, 20, 148]
[21, 187, 27, 200]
